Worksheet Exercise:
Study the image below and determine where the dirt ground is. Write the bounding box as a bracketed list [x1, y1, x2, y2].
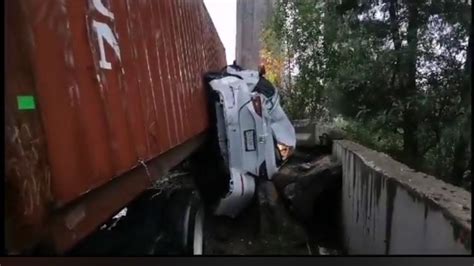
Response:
[203, 202, 344, 256]
[203, 201, 311, 255]
[203, 147, 345, 255]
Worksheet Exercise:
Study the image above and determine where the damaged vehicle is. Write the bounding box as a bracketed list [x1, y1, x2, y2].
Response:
[204, 63, 296, 218]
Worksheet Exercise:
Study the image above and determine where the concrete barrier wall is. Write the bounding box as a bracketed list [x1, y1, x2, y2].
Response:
[293, 119, 318, 146]
[293, 120, 341, 147]
[333, 140, 472, 254]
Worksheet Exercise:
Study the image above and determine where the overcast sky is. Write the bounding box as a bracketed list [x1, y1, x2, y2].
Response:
[204, 0, 237, 64]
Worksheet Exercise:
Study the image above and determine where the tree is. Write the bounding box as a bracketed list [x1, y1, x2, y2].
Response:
[265, 0, 472, 188]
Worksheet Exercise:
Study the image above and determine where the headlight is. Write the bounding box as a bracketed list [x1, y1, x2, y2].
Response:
[277, 143, 294, 161]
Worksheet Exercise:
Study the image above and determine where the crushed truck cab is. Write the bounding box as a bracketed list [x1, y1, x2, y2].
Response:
[205, 64, 296, 218]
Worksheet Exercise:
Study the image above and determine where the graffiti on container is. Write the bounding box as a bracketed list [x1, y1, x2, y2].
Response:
[90, 0, 121, 70]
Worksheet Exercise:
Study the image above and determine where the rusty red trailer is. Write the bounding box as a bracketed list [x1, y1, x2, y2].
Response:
[5, 0, 226, 254]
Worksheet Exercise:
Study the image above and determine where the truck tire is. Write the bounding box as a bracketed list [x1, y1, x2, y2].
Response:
[165, 189, 205, 255]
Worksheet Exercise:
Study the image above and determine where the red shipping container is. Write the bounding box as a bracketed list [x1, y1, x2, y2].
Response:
[5, 0, 226, 253]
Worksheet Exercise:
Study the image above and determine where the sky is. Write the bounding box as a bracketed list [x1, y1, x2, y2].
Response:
[203, 0, 237, 64]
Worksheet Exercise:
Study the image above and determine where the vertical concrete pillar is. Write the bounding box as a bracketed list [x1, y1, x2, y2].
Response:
[235, 0, 275, 70]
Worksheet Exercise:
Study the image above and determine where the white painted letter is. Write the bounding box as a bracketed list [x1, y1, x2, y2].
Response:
[92, 0, 115, 20]
[92, 20, 121, 69]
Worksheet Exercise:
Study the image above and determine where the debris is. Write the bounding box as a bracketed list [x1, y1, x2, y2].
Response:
[113, 208, 128, 220]
[283, 183, 297, 201]
[204, 149, 344, 255]
[301, 163, 312, 170]
[318, 246, 330, 255]
[274, 155, 342, 221]
[318, 246, 340, 255]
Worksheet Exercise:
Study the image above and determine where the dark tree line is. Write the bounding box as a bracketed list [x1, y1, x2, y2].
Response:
[265, 0, 471, 188]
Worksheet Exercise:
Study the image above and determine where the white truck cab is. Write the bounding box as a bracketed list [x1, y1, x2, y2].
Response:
[205, 64, 296, 218]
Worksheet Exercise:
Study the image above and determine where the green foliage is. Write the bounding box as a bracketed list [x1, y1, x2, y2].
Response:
[265, 0, 472, 189]
[343, 118, 404, 157]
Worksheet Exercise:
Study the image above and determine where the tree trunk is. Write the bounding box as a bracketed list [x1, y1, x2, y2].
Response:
[388, 0, 402, 92]
[285, 0, 292, 100]
[453, 138, 468, 185]
[402, 1, 420, 168]
[389, 0, 419, 168]
[452, 20, 472, 184]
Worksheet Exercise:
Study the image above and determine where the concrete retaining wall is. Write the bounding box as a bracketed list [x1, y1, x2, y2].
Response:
[293, 119, 318, 146]
[293, 120, 340, 147]
[333, 140, 471, 254]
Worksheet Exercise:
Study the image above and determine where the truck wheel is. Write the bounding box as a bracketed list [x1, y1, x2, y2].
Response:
[165, 189, 205, 255]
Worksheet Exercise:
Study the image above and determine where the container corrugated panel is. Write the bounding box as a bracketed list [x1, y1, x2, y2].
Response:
[5, 0, 226, 248]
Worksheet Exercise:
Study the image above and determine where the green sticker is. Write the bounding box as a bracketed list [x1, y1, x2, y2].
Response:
[17, 95, 36, 110]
